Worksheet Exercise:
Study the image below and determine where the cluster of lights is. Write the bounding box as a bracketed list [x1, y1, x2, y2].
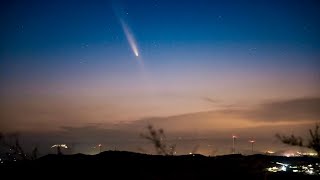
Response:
[265, 151, 318, 157]
[296, 151, 318, 157]
[283, 152, 318, 157]
[266, 150, 275, 154]
[92, 144, 103, 153]
[51, 144, 68, 149]
[267, 162, 320, 175]
[284, 153, 295, 157]
[267, 162, 289, 172]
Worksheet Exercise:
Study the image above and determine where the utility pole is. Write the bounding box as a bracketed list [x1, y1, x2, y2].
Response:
[98, 144, 102, 153]
[232, 135, 237, 154]
[249, 140, 255, 153]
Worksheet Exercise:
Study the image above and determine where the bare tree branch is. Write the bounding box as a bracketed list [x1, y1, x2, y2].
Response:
[0, 132, 39, 161]
[140, 125, 175, 156]
[276, 123, 320, 157]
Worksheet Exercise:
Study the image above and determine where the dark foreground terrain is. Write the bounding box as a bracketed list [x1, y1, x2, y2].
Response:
[1, 151, 319, 179]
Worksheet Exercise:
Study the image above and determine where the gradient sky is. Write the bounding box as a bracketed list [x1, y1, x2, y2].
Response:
[1, 0, 320, 155]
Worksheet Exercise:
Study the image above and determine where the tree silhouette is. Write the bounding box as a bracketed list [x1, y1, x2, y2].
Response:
[276, 124, 320, 157]
[140, 125, 175, 156]
[0, 132, 39, 160]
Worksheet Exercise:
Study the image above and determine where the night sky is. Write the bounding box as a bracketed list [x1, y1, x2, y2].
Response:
[1, 0, 320, 155]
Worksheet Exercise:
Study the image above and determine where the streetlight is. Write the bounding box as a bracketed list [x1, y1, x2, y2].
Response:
[249, 140, 255, 153]
[98, 144, 102, 153]
[232, 135, 237, 154]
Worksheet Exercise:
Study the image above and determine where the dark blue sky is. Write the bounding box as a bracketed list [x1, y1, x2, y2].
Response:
[1, 0, 320, 59]
[0, 0, 320, 134]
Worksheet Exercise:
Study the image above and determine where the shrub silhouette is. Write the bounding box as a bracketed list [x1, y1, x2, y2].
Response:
[0, 132, 38, 161]
[140, 125, 175, 155]
[276, 124, 320, 157]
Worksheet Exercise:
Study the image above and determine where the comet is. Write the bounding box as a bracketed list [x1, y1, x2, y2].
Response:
[120, 19, 139, 57]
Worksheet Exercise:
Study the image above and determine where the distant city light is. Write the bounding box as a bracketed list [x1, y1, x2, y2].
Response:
[296, 151, 318, 157]
[284, 153, 295, 157]
[266, 150, 275, 154]
[280, 166, 287, 171]
[265, 150, 318, 157]
[267, 161, 320, 175]
[276, 162, 289, 166]
[306, 169, 314, 175]
[51, 144, 68, 149]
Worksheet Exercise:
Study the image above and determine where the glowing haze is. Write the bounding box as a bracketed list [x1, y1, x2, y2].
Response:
[0, 0, 319, 155]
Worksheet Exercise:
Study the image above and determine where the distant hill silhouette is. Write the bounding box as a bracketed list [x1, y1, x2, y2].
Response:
[1, 151, 319, 179]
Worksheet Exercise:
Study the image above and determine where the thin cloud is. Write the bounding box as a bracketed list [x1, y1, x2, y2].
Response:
[203, 97, 219, 104]
[248, 97, 320, 122]
[127, 97, 320, 132]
